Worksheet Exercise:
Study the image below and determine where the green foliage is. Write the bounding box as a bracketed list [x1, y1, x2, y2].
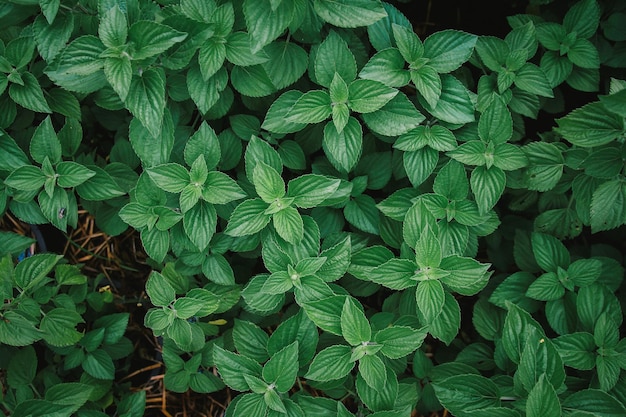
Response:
[1, 0, 626, 415]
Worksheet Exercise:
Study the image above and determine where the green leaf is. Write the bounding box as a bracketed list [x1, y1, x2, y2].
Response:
[440, 255, 491, 296]
[556, 102, 624, 148]
[146, 271, 176, 307]
[273, 206, 304, 244]
[0, 133, 29, 172]
[434, 160, 469, 201]
[526, 272, 565, 301]
[287, 174, 341, 208]
[315, 31, 357, 87]
[433, 374, 500, 415]
[203, 172, 246, 205]
[403, 147, 438, 187]
[44, 35, 107, 94]
[563, 0, 601, 39]
[411, 65, 442, 109]
[30, 116, 61, 164]
[185, 122, 221, 170]
[344, 194, 379, 235]
[568, 38, 600, 69]
[233, 393, 268, 417]
[359, 354, 387, 392]
[33, 13, 74, 62]
[231, 64, 276, 97]
[302, 295, 346, 335]
[590, 179, 626, 233]
[40, 308, 84, 347]
[245, 136, 283, 183]
[286, 90, 332, 124]
[83, 349, 115, 380]
[5, 166, 46, 192]
[514, 63, 554, 98]
[9, 72, 52, 114]
[104, 56, 132, 101]
[184, 201, 217, 251]
[125, 68, 166, 138]
[553, 332, 596, 370]
[493, 143, 528, 170]
[305, 344, 354, 381]
[15, 252, 62, 290]
[268, 309, 318, 365]
[420, 74, 475, 124]
[233, 319, 270, 363]
[225, 198, 272, 237]
[244, 0, 294, 53]
[375, 325, 427, 359]
[313, 0, 387, 28]
[341, 297, 371, 345]
[415, 279, 445, 324]
[7, 345, 37, 385]
[99, 5, 127, 48]
[562, 389, 626, 417]
[45, 382, 93, 412]
[262, 90, 309, 133]
[214, 346, 263, 391]
[359, 48, 411, 87]
[424, 29, 477, 73]
[0, 311, 41, 346]
[253, 162, 285, 203]
[263, 341, 299, 392]
[128, 21, 187, 60]
[188, 65, 228, 114]
[428, 291, 461, 344]
[478, 96, 512, 144]
[523, 142, 564, 192]
[323, 117, 362, 173]
[263, 41, 308, 90]
[56, 162, 96, 188]
[147, 163, 190, 193]
[471, 165, 506, 215]
[225, 32, 270, 66]
[348, 79, 397, 113]
[526, 375, 561, 417]
[531, 232, 570, 273]
[362, 92, 425, 136]
[129, 110, 175, 168]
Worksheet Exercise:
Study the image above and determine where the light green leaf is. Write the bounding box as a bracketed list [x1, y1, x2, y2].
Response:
[348, 79, 398, 113]
[202, 171, 246, 205]
[40, 308, 84, 347]
[433, 374, 500, 414]
[531, 232, 570, 272]
[478, 96, 512, 144]
[424, 29, 477, 73]
[104, 56, 132, 101]
[362, 91, 425, 136]
[253, 162, 286, 203]
[403, 147, 439, 187]
[244, 0, 294, 52]
[341, 297, 371, 345]
[411, 65, 442, 109]
[273, 206, 304, 244]
[313, 0, 387, 28]
[323, 117, 362, 173]
[526, 375, 561, 417]
[470, 165, 506, 215]
[225, 32, 269, 66]
[420, 74, 475, 124]
[30, 116, 61, 164]
[99, 5, 127, 48]
[147, 163, 189, 193]
[287, 174, 341, 208]
[214, 346, 263, 391]
[286, 90, 332, 124]
[415, 279, 445, 324]
[555, 102, 624, 148]
[314, 31, 357, 87]
[262, 90, 308, 134]
[562, 389, 626, 417]
[305, 344, 354, 381]
[374, 326, 427, 359]
[0, 311, 41, 347]
[126, 68, 166, 138]
[359, 354, 387, 392]
[359, 48, 410, 87]
[5, 166, 46, 192]
[188, 64, 228, 114]
[184, 201, 217, 251]
[225, 198, 271, 237]
[262, 341, 299, 392]
[9, 72, 52, 114]
[514, 63, 554, 98]
[563, 0, 601, 39]
[128, 21, 187, 60]
[263, 41, 308, 90]
[429, 291, 461, 344]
